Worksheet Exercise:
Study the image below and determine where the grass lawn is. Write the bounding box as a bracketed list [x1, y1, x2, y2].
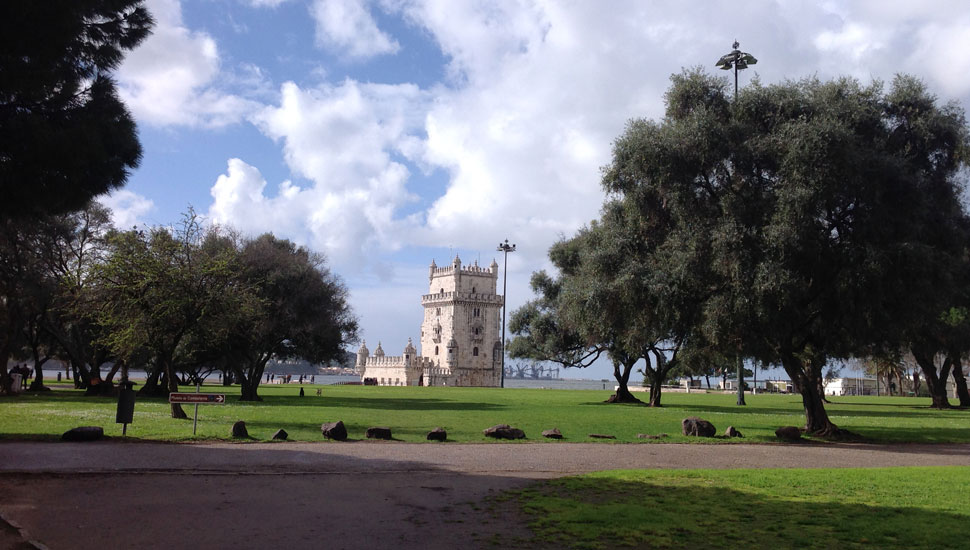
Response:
[498, 466, 970, 549]
[1, 384, 968, 443]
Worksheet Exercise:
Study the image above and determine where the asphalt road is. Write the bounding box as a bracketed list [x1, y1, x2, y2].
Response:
[2, 441, 969, 549]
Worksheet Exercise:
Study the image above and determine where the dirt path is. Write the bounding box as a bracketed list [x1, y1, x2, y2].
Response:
[2, 441, 969, 549]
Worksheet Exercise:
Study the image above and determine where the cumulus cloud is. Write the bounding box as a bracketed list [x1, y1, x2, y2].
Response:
[99, 189, 156, 230]
[118, 0, 259, 127]
[312, 0, 400, 59]
[202, 0, 970, 279]
[209, 79, 428, 267]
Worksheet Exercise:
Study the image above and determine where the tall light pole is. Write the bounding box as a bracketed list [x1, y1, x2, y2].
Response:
[496, 239, 516, 388]
[716, 40, 757, 406]
[716, 40, 758, 101]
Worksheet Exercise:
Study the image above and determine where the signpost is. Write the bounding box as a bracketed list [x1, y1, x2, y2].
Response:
[170, 387, 226, 435]
[169, 393, 227, 404]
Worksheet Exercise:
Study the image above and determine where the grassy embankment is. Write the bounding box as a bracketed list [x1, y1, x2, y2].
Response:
[497, 466, 970, 550]
[1, 384, 968, 443]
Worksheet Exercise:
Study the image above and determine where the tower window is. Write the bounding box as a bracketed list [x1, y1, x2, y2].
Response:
[436, 307, 441, 316]
[473, 347, 479, 356]
[473, 307, 480, 317]
[472, 287, 476, 294]
[435, 345, 439, 355]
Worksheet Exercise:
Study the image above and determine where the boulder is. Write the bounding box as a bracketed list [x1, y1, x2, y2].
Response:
[588, 434, 616, 439]
[637, 433, 669, 440]
[724, 426, 743, 438]
[321, 421, 348, 441]
[366, 426, 393, 440]
[682, 417, 716, 438]
[483, 424, 526, 440]
[427, 427, 447, 441]
[62, 426, 104, 442]
[231, 420, 249, 438]
[541, 428, 563, 439]
[272, 429, 288, 441]
[775, 426, 802, 441]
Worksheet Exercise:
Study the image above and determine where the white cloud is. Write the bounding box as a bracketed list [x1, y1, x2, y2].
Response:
[206, 0, 970, 281]
[118, 0, 259, 127]
[311, 0, 400, 59]
[209, 79, 427, 267]
[99, 189, 156, 229]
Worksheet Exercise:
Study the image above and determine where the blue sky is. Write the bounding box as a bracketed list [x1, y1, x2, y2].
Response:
[105, 0, 970, 380]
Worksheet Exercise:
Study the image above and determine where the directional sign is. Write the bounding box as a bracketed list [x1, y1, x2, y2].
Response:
[168, 393, 226, 404]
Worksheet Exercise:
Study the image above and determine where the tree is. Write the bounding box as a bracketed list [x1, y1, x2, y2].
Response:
[225, 234, 358, 401]
[0, 1, 153, 219]
[510, 199, 700, 406]
[861, 353, 906, 396]
[97, 213, 241, 418]
[600, 70, 969, 435]
[32, 204, 118, 391]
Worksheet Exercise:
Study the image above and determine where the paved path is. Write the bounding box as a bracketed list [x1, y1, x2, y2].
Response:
[2, 441, 969, 549]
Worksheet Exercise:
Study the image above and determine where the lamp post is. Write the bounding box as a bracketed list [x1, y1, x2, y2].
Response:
[717, 40, 757, 407]
[496, 239, 516, 388]
[716, 40, 758, 100]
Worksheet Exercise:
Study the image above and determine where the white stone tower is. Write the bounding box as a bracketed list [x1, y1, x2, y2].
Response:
[420, 256, 503, 386]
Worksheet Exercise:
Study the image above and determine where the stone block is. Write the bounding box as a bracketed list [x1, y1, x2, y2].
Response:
[366, 426, 393, 440]
[231, 420, 249, 438]
[775, 426, 802, 441]
[541, 428, 563, 439]
[682, 417, 716, 437]
[321, 421, 348, 441]
[62, 426, 104, 442]
[483, 424, 526, 440]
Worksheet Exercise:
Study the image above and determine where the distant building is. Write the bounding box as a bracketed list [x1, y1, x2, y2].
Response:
[356, 256, 504, 387]
[823, 377, 878, 396]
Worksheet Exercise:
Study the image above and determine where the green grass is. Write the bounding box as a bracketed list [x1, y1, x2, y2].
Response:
[1, 384, 969, 443]
[499, 466, 970, 549]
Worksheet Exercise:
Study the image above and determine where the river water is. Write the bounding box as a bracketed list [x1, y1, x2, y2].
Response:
[111, 370, 619, 391]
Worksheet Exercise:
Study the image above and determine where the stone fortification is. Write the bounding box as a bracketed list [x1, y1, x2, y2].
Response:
[357, 255, 504, 387]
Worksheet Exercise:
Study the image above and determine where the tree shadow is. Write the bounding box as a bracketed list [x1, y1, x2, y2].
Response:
[503, 475, 970, 549]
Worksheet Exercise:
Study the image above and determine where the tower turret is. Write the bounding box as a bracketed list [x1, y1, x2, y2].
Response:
[355, 340, 370, 372]
[403, 338, 417, 365]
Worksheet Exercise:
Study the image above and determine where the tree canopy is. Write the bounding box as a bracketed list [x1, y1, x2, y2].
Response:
[0, 1, 153, 219]
[514, 70, 970, 433]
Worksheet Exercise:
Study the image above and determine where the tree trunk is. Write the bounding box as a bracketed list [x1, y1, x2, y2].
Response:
[164, 359, 188, 419]
[704, 374, 711, 390]
[236, 359, 268, 402]
[606, 358, 642, 404]
[782, 354, 840, 436]
[28, 357, 49, 392]
[912, 347, 951, 409]
[138, 367, 164, 396]
[736, 353, 746, 406]
[949, 353, 970, 407]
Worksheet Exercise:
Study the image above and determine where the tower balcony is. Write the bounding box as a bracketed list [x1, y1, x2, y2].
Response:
[421, 291, 504, 306]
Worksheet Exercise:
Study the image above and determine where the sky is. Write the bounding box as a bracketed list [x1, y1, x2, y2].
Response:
[103, 0, 970, 380]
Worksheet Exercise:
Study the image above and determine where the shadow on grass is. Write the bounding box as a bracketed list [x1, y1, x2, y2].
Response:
[505, 476, 970, 550]
[262, 395, 506, 411]
[5, 392, 506, 412]
[660, 402, 969, 419]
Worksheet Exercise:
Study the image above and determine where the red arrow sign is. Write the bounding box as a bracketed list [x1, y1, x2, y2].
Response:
[169, 393, 227, 404]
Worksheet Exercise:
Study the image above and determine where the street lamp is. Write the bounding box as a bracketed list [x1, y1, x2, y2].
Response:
[716, 40, 758, 101]
[717, 40, 757, 406]
[496, 239, 516, 388]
